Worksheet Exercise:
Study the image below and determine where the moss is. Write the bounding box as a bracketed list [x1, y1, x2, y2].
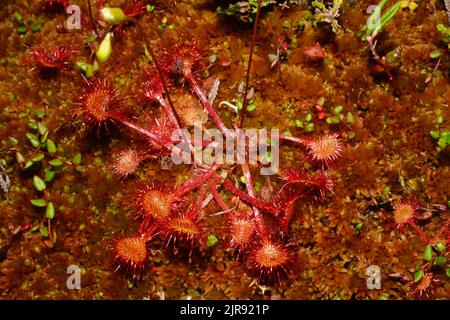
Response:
[0, 0, 448, 300]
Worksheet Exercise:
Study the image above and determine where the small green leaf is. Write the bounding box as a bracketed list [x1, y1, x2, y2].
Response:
[39, 226, 48, 238]
[44, 170, 55, 182]
[85, 64, 94, 77]
[23, 161, 34, 169]
[46, 139, 57, 153]
[438, 136, 448, 149]
[35, 108, 47, 118]
[33, 175, 46, 191]
[40, 130, 48, 144]
[423, 245, 433, 262]
[380, 2, 401, 31]
[429, 50, 441, 59]
[247, 102, 256, 112]
[18, 25, 27, 34]
[430, 130, 440, 140]
[49, 159, 63, 167]
[8, 137, 18, 146]
[31, 153, 45, 162]
[282, 20, 291, 29]
[31, 23, 41, 32]
[26, 132, 40, 147]
[45, 202, 55, 219]
[433, 256, 446, 267]
[28, 120, 38, 130]
[305, 123, 314, 132]
[305, 113, 312, 122]
[146, 5, 154, 13]
[31, 198, 47, 207]
[346, 112, 354, 124]
[37, 122, 48, 136]
[333, 105, 343, 114]
[413, 270, 424, 282]
[73, 153, 82, 165]
[14, 12, 23, 23]
[295, 119, 303, 128]
[76, 60, 89, 72]
[207, 235, 218, 247]
[446, 268, 450, 278]
[435, 242, 445, 253]
[14, 153, 23, 164]
[366, 0, 388, 35]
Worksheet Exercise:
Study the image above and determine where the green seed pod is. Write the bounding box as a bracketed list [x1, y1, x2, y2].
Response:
[96, 32, 113, 63]
[100, 7, 126, 25]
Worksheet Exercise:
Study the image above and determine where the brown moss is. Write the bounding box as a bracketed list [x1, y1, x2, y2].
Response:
[0, 0, 449, 300]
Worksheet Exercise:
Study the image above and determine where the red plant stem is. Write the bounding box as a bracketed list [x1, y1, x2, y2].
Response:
[110, 113, 170, 151]
[185, 73, 230, 137]
[194, 186, 207, 211]
[275, 133, 308, 146]
[241, 163, 267, 239]
[207, 180, 230, 212]
[366, 36, 400, 94]
[232, 124, 268, 237]
[280, 200, 296, 235]
[409, 221, 430, 243]
[140, 30, 180, 127]
[175, 164, 221, 198]
[156, 95, 181, 129]
[432, 219, 450, 244]
[240, 0, 262, 128]
[220, 178, 281, 215]
[187, 186, 207, 219]
[141, 224, 158, 242]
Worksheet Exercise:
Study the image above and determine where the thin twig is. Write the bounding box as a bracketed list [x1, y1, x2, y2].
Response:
[87, 0, 100, 39]
[137, 24, 179, 127]
[240, 0, 262, 127]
